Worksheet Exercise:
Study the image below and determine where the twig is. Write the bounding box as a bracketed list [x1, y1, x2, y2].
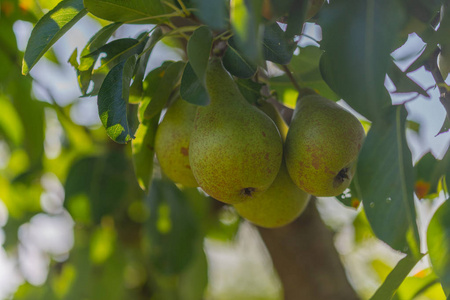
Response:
[425, 47, 450, 124]
[281, 64, 317, 99]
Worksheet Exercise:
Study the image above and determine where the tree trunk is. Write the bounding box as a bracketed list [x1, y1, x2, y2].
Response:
[257, 199, 360, 300]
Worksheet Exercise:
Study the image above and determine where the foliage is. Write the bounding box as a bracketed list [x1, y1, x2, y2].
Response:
[0, 0, 449, 299]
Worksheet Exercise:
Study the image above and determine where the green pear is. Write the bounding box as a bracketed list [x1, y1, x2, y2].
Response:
[189, 59, 283, 204]
[284, 95, 365, 197]
[154, 97, 198, 187]
[257, 100, 289, 140]
[234, 101, 310, 228]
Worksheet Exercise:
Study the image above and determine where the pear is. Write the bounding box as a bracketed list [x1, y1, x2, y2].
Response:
[154, 97, 198, 187]
[189, 59, 283, 204]
[234, 101, 310, 228]
[284, 95, 365, 197]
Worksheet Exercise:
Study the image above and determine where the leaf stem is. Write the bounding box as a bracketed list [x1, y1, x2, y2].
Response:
[281, 64, 316, 99]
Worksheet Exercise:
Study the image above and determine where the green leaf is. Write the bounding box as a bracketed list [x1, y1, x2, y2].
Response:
[131, 111, 160, 192]
[180, 62, 210, 106]
[222, 37, 257, 78]
[129, 27, 163, 103]
[428, 198, 450, 297]
[262, 22, 296, 65]
[22, 0, 87, 74]
[396, 269, 444, 300]
[370, 253, 424, 300]
[76, 22, 122, 95]
[139, 62, 172, 116]
[84, 0, 167, 24]
[414, 152, 449, 199]
[98, 55, 137, 144]
[0, 95, 24, 147]
[144, 61, 185, 119]
[438, 117, 450, 135]
[230, 0, 263, 66]
[283, 0, 309, 40]
[86, 37, 147, 74]
[187, 26, 213, 84]
[146, 178, 198, 275]
[190, 0, 228, 30]
[357, 106, 420, 253]
[318, 0, 406, 120]
[236, 78, 263, 104]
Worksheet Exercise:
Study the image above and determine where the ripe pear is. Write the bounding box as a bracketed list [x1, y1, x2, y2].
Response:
[189, 59, 283, 204]
[234, 101, 310, 228]
[284, 95, 365, 197]
[154, 97, 198, 187]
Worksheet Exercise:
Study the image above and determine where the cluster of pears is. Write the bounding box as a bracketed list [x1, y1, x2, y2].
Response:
[154, 58, 365, 228]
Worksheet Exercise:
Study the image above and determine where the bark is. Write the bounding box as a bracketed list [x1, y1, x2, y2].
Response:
[257, 199, 360, 300]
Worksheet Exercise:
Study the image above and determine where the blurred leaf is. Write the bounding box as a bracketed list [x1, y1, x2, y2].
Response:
[129, 27, 163, 103]
[132, 111, 160, 192]
[178, 245, 208, 300]
[180, 62, 210, 105]
[370, 253, 424, 300]
[90, 223, 117, 264]
[187, 26, 213, 84]
[206, 205, 241, 241]
[262, 22, 296, 65]
[406, 120, 420, 133]
[427, 198, 450, 297]
[397, 268, 444, 300]
[318, 0, 406, 120]
[75, 22, 122, 95]
[357, 106, 420, 253]
[0, 95, 24, 147]
[144, 61, 185, 119]
[64, 152, 130, 224]
[230, 0, 263, 66]
[388, 61, 429, 97]
[11, 79, 45, 164]
[284, 0, 309, 40]
[353, 210, 375, 244]
[190, 0, 228, 30]
[98, 55, 137, 144]
[236, 78, 263, 104]
[146, 178, 198, 275]
[222, 37, 257, 78]
[22, 0, 87, 74]
[84, 0, 167, 24]
[414, 152, 449, 199]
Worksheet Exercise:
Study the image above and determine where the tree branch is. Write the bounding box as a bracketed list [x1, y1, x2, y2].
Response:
[257, 199, 360, 300]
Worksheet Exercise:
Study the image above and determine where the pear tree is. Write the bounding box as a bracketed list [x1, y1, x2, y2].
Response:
[0, 0, 449, 299]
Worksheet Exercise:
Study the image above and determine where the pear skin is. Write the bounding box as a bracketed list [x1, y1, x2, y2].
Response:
[155, 98, 198, 187]
[189, 59, 283, 204]
[234, 161, 310, 228]
[234, 101, 310, 228]
[284, 95, 365, 197]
